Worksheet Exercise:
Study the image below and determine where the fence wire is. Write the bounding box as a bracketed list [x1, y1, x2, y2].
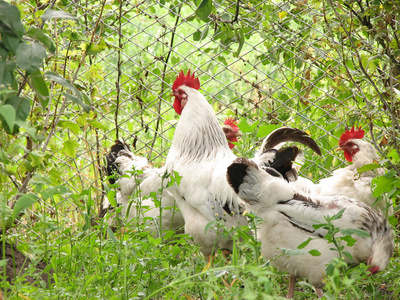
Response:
[3, 0, 400, 233]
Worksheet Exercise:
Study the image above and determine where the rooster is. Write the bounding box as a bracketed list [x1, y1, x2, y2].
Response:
[164, 70, 247, 257]
[227, 157, 394, 298]
[310, 127, 392, 215]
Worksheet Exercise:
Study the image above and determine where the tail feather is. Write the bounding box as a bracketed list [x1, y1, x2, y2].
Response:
[106, 139, 130, 184]
[261, 127, 321, 156]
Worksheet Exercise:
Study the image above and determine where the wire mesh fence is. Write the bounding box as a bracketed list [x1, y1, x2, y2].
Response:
[2, 0, 400, 234]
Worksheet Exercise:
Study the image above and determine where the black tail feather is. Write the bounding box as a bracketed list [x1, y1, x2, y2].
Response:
[262, 127, 321, 156]
[106, 140, 130, 184]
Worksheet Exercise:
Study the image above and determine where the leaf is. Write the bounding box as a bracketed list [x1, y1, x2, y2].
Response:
[30, 69, 49, 107]
[13, 193, 39, 218]
[85, 38, 108, 55]
[0, 104, 16, 133]
[16, 43, 47, 73]
[340, 235, 357, 247]
[26, 28, 55, 53]
[0, 1, 25, 38]
[372, 178, 395, 197]
[63, 92, 91, 113]
[0, 60, 18, 92]
[278, 11, 288, 19]
[2, 96, 31, 134]
[107, 226, 118, 244]
[256, 124, 280, 139]
[357, 162, 381, 173]
[44, 72, 80, 94]
[195, 0, 213, 21]
[308, 249, 321, 256]
[62, 140, 79, 158]
[234, 28, 244, 57]
[1, 32, 21, 54]
[342, 251, 353, 261]
[15, 120, 37, 140]
[45, 72, 90, 112]
[60, 120, 81, 135]
[341, 228, 370, 238]
[297, 237, 313, 249]
[41, 185, 72, 200]
[237, 119, 259, 133]
[41, 9, 78, 22]
[107, 190, 117, 207]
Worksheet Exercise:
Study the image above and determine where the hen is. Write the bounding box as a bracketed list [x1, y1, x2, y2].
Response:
[311, 127, 392, 215]
[227, 157, 394, 298]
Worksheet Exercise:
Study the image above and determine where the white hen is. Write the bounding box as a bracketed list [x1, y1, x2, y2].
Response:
[227, 157, 394, 298]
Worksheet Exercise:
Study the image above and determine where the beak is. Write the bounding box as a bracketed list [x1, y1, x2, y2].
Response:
[235, 131, 243, 137]
[335, 146, 344, 152]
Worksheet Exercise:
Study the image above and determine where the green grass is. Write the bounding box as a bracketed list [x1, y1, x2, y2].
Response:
[1, 205, 399, 299]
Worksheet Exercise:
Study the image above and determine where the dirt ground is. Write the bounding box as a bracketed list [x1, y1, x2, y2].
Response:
[0, 241, 51, 285]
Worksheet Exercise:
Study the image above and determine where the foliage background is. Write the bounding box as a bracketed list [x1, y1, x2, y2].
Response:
[1, 0, 400, 298]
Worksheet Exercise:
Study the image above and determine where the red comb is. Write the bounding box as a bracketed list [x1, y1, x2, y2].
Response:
[224, 117, 239, 131]
[339, 126, 365, 146]
[172, 70, 200, 91]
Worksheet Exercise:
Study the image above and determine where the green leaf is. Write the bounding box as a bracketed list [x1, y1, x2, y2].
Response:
[308, 249, 321, 256]
[297, 237, 313, 249]
[341, 228, 370, 238]
[1, 96, 31, 134]
[15, 120, 37, 140]
[16, 43, 47, 73]
[62, 140, 79, 158]
[195, 0, 213, 21]
[63, 92, 91, 113]
[1, 32, 21, 54]
[107, 226, 118, 244]
[0, 60, 18, 93]
[107, 190, 117, 207]
[234, 28, 244, 57]
[372, 172, 399, 197]
[26, 28, 55, 53]
[44, 71, 79, 94]
[60, 120, 81, 135]
[357, 162, 381, 173]
[340, 235, 357, 247]
[13, 193, 39, 218]
[257, 124, 280, 139]
[30, 69, 49, 107]
[0, 1, 25, 38]
[41, 185, 72, 200]
[342, 251, 353, 261]
[200, 24, 209, 41]
[237, 119, 259, 133]
[0, 104, 16, 132]
[41, 9, 78, 22]
[85, 38, 108, 56]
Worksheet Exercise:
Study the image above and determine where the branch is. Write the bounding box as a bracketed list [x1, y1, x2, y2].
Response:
[148, 5, 182, 160]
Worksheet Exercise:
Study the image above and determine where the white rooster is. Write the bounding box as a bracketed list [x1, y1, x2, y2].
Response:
[165, 70, 247, 258]
[227, 157, 394, 298]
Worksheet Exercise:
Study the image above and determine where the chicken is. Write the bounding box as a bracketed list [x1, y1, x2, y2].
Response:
[222, 117, 241, 149]
[310, 127, 392, 215]
[227, 157, 394, 298]
[163, 70, 248, 257]
[103, 117, 242, 235]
